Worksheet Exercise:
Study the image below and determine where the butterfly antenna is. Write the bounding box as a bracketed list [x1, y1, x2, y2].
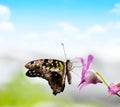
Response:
[61, 43, 67, 61]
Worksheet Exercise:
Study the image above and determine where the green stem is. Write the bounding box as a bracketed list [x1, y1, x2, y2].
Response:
[96, 72, 120, 98]
[116, 93, 120, 97]
[96, 72, 109, 87]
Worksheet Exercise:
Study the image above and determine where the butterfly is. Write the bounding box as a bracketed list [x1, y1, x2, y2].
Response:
[25, 58, 72, 95]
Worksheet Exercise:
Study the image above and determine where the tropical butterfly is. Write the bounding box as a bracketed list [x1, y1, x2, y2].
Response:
[25, 44, 72, 95]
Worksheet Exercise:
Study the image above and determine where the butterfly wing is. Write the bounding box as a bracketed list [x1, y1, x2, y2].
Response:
[25, 59, 66, 95]
[26, 70, 41, 77]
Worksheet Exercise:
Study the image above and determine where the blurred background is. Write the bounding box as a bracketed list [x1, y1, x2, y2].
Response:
[0, 0, 120, 107]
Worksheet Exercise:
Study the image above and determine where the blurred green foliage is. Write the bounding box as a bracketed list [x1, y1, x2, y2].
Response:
[0, 70, 107, 107]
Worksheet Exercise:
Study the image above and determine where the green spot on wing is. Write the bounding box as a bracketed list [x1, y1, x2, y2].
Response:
[59, 62, 64, 71]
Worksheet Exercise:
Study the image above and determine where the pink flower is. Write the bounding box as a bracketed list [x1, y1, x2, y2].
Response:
[78, 54, 102, 90]
[108, 83, 120, 95]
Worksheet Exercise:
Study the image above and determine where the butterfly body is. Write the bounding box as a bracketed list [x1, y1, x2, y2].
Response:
[25, 59, 72, 95]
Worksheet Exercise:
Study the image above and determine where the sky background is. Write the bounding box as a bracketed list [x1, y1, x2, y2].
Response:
[0, 0, 120, 61]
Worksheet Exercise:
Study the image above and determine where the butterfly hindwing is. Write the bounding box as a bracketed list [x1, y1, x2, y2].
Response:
[26, 70, 41, 77]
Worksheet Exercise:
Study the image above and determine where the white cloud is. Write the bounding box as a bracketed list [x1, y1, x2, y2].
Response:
[0, 5, 14, 32]
[91, 25, 106, 33]
[75, 23, 113, 41]
[91, 23, 120, 61]
[23, 32, 39, 40]
[0, 5, 10, 21]
[90, 22, 113, 34]
[109, 3, 120, 15]
[0, 21, 14, 32]
[43, 22, 120, 57]
[44, 31, 60, 37]
[97, 39, 120, 61]
[1, 19, 120, 61]
[72, 21, 120, 61]
[43, 22, 81, 43]
[44, 30, 68, 44]
[58, 22, 79, 33]
[114, 22, 120, 29]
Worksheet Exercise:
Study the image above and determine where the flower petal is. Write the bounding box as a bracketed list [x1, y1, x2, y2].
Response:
[78, 81, 88, 90]
[77, 57, 87, 80]
[85, 69, 102, 84]
[81, 69, 86, 81]
[79, 57, 86, 66]
[108, 83, 120, 95]
[86, 54, 94, 70]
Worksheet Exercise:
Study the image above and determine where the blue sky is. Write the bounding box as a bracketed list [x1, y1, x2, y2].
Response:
[0, 0, 120, 61]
